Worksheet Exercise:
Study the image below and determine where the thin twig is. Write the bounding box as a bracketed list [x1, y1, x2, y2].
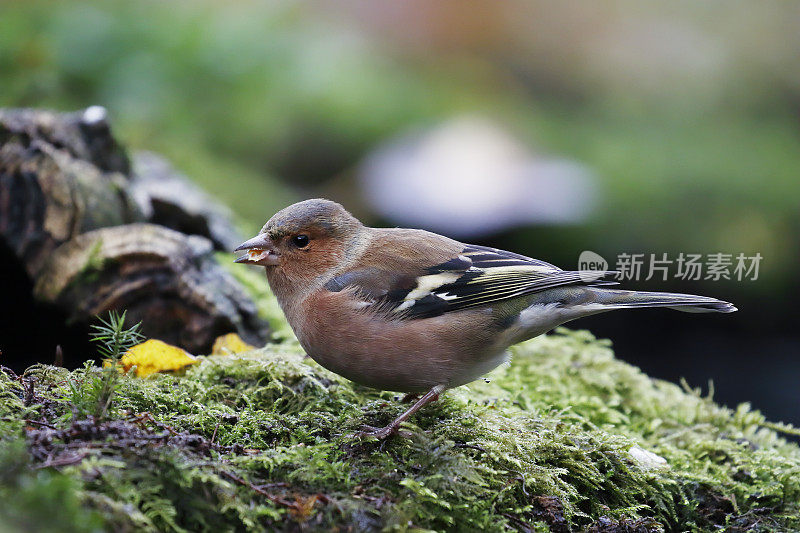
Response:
[24, 419, 57, 429]
[35, 452, 89, 469]
[220, 470, 297, 508]
[0, 417, 57, 430]
[211, 420, 221, 445]
[453, 443, 487, 453]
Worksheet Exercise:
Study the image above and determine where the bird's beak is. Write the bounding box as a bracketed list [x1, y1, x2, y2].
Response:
[233, 234, 280, 266]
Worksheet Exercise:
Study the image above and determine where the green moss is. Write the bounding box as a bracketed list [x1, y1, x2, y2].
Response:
[1, 291, 799, 531]
[66, 237, 108, 294]
[0, 441, 105, 533]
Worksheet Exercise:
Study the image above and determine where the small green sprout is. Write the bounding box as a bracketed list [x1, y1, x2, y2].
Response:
[86, 310, 144, 419]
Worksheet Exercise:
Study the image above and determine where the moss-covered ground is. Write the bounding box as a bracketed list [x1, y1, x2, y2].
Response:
[1, 272, 799, 532]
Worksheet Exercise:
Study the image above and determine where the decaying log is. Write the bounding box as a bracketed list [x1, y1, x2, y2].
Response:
[0, 107, 269, 361]
[34, 223, 267, 354]
[130, 151, 243, 251]
[0, 106, 130, 175]
[0, 108, 145, 278]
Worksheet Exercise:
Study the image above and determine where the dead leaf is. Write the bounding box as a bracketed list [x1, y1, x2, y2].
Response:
[106, 339, 198, 377]
[289, 494, 318, 521]
[211, 333, 257, 356]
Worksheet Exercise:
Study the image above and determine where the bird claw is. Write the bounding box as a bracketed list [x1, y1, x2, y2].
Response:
[349, 386, 444, 440]
[351, 424, 411, 440]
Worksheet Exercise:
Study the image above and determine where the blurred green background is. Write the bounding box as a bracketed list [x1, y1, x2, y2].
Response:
[2, 1, 799, 423]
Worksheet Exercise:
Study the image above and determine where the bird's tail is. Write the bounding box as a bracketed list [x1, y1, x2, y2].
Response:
[587, 288, 737, 313]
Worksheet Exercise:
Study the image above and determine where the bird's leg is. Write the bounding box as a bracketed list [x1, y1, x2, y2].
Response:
[355, 385, 446, 440]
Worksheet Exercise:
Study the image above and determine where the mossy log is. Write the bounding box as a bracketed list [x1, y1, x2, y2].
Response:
[0, 107, 144, 279]
[1, 280, 798, 532]
[33, 223, 267, 353]
[2, 108, 798, 532]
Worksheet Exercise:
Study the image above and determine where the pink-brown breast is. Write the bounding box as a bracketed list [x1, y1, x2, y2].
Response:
[289, 288, 503, 392]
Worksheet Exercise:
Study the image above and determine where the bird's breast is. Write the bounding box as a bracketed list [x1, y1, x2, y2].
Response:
[286, 290, 505, 393]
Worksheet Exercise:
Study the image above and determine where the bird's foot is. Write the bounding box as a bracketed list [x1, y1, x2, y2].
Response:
[351, 424, 411, 440]
[349, 385, 446, 441]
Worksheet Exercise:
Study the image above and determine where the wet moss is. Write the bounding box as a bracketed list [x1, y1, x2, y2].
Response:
[1, 289, 799, 531]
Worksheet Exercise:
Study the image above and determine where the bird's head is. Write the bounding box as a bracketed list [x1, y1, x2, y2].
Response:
[234, 199, 363, 285]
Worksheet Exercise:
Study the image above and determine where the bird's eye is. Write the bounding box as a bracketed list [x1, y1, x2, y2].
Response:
[291, 234, 310, 248]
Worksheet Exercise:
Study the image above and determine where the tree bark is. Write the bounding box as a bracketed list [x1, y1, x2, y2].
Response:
[0, 107, 268, 359]
[34, 223, 267, 354]
[0, 108, 144, 279]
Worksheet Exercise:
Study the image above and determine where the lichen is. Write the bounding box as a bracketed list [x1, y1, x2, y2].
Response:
[1, 287, 799, 531]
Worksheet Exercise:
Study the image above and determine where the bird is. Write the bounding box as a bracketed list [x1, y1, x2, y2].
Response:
[234, 199, 736, 439]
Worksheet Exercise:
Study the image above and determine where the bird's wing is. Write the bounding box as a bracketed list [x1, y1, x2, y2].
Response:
[325, 241, 614, 319]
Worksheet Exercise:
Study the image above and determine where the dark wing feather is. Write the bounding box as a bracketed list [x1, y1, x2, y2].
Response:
[461, 244, 560, 270]
[396, 267, 614, 319]
[325, 243, 614, 319]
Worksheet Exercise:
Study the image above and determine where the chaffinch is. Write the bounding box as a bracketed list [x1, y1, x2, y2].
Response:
[235, 199, 736, 439]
